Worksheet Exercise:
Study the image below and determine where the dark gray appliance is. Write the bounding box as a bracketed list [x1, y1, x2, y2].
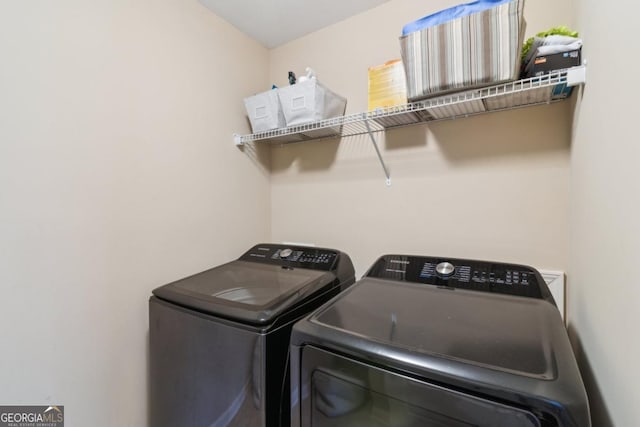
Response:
[290, 255, 590, 427]
[149, 243, 354, 427]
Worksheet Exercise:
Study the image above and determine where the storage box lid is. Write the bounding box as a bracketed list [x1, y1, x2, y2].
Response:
[402, 0, 514, 35]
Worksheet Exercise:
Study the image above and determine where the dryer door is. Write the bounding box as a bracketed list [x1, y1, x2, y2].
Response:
[298, 346, 541, 427]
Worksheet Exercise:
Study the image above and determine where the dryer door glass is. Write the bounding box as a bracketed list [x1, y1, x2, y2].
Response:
[300, 346, 541, 427]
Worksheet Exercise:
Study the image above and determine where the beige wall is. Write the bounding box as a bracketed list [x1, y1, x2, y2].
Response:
[570, 0, 640, 425]
[269, 0, 575, 276]
[0, 0, 269, 425]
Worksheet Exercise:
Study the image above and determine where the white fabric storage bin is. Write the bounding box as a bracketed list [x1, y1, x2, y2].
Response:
[277, 80, 347, 127]
[244, 89, 285, 133]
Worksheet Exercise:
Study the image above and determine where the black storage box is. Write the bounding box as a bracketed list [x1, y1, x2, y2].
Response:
[525, 48, 582, 78]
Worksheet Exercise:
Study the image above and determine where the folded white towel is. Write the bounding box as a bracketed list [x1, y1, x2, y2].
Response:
[537, 35, 583, 56]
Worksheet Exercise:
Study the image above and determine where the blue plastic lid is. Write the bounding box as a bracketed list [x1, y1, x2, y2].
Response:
[402, 0, 513, 36]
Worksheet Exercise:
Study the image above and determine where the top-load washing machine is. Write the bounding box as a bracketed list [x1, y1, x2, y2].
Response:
[149, 243, 354, 427]
[290, 254, 590, 427]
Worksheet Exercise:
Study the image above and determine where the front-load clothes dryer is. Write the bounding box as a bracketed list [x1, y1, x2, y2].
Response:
[149, 243, 355, 427]
[290, 255, 590, 427]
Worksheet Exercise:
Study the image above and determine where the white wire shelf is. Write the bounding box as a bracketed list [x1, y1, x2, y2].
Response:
[234, 66, 586, 146]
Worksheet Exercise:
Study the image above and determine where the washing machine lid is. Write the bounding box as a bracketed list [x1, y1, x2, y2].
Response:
[311, 276, 558, 380]
[152, 245, 344, 326]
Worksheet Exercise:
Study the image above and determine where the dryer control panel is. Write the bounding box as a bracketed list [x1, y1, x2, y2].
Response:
[240, 244, 338, 271]
[366, 255, 551, 301]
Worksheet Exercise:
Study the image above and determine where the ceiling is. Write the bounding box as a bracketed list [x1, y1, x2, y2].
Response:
[199, 0, 391, 49]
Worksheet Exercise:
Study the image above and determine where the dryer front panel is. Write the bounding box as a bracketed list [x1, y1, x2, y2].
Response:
[298, 346, 540, 427]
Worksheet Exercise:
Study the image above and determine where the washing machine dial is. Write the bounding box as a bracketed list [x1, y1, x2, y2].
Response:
[279, 248, 293, 259]
[436, 262, 455, 277]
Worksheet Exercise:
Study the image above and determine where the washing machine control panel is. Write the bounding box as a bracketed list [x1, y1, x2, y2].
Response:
[367, 255, 547, 299]
[240, 244, 338, 271]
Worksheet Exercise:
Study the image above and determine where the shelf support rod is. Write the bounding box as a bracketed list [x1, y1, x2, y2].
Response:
[363, 116, 391, 186]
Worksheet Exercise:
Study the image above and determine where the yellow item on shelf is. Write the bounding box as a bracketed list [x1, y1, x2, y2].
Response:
[368, 59, 407, 111]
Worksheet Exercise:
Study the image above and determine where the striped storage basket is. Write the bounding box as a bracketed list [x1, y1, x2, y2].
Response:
[400, 0, 526, 100]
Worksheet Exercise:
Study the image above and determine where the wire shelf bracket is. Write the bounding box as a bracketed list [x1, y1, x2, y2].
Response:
[363, 115, 391, 186]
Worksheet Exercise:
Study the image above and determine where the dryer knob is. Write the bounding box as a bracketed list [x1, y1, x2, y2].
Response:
[436, 262, 455, 277]
[279, 248, 293, 258]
